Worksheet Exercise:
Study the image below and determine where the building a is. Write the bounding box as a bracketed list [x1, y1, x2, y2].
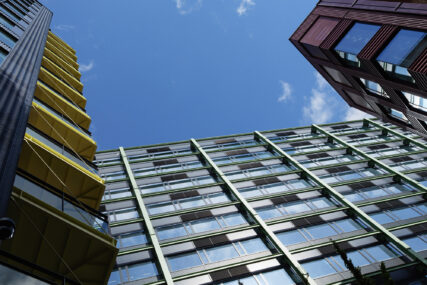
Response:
[0, 1, 117, 284]
[290, 0, 427, 137]
[97, 118, 427, 285]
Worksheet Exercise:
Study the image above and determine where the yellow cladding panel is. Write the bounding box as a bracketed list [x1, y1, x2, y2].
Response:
[42, 56, 83, 93]
[48, 31, 76, 56]
[1, 189, 117, 285]
[34, 81, 91, 130]
[28, 102, 97, 161]
[47, 34, 77, 61]
[44, 40, 79, 70]
[38, 67, 86, 109]
[19, 133, 104, 209]
[44, 48, 81, 80]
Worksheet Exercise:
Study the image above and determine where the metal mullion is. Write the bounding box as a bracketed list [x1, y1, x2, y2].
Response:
[119, 147, 174, 285]
[366, 118, 427, 150]
[190, 138, 316, 285]
[306, 127, 427, 267]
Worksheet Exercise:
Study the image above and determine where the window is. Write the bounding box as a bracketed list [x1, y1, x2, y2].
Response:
[220, 268, 296, 285]
[334, 23, 380, 67]
[370, 203, 426, 224]
[0, 29, 16, 49]
[107, 207, 139, 222]
[110, 261, 158, 283]
[319, 167, 386, 184]
[323, 66, 352, 86]
[140, 175, 217, 194]
[127, 262, 158, 281]
[257, 197, 336, 220]
[360, 78, 389, 98]
[116, 230, 147, 248]
[103, 187, 132, 201]
[302, 244, 401, 279]
[166, 238, 269, 272]
[156, 212, 247, 240]
[377, 29, 427, 83]
[402, 235, 427, 252]
[403, 91, 427, 112]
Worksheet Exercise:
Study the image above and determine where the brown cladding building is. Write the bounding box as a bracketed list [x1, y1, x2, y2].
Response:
[291, 0, 427, 137]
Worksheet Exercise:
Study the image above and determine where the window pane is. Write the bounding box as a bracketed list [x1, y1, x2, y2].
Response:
[147, 202, 175, 215]
[223, 213, 246, 227]
[262, 269, 296, 285]
[257, 207, 281, 219]
[277, 230, 307, 246]
[156, 224, 187, 240]
[179, 197, 205, 209]
[240, 238, 268, 254]
[208, 193, 229, 204]
[365, 245, 398, 262]
[377, 29, 427, 67]
[403, 236, 427, 252]
[205, 243, 239, 263]
[128, 262, 158, 281]
[334, 219, 360, 233]
[168, 252, 202, 271]
[335, 23, 381, 55]
[190, 218, 221, 233]
[119, 231, 147, 248]
[108, 269, 121, 285]
[371, 212, 394, 224]
[307, 224, 336, 239]
[284, 201, 311, 214]
[303, 259, 336, 278]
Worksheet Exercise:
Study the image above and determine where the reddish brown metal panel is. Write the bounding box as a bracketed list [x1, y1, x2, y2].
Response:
[290, 14, 319, 41]
[320, 18, 353, 49]
[313, 6, 348, 18]
[301, 17, 341, 46]
[358, 25, 398, 60]
[317, 0, 355, 8]
[345, 10, 427, 29]
[409, 49, 427, 91]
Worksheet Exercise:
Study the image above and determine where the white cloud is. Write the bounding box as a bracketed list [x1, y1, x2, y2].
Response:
[302, 72, 339, 124]
[175, 0, 202, 15]
[278, 80, 292, 102]
[79, 60, 94, 73]
[237, 0, 255, 16]
[344, 107, 371, 121]
[54, 24, 75, 32]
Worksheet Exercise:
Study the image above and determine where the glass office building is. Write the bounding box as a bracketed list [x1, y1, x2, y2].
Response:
[97, 118, 427, 285]
[290, 0, 427, 137]
[0, 1, 117, 284]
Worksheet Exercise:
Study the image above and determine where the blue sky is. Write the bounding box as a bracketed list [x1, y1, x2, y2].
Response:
[40, 0, 368, 150]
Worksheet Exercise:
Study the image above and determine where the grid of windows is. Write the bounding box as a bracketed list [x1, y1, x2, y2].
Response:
[99, 119, 427, 285]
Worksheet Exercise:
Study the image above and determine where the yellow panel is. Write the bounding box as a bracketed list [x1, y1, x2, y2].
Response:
[1, 189, 117, 285]
[44, 48, 81, 80]
[34, 81, 91, 130]
[28, 102, 96, 161]
[38, 67, 86, 109]
[42, 56, 83, 93]
[47, 34, 77, 61]
[48, 31, 76, 56]
[19, 133, 104, 208]
[44, 40, 78, 69]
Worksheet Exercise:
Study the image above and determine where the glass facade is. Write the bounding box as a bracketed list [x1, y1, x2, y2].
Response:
[99, 119, 427, 285]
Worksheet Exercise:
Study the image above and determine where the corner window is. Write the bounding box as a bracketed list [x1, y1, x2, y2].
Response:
[323, 66, 351, 86]
[403, 91, 427, 112]
[359, 78, 389, 98]
[377, 29, 427, 83]
[334, 23, 380, 67]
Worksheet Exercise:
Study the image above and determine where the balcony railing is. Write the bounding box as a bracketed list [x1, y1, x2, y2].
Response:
[14, 171, 108, 234]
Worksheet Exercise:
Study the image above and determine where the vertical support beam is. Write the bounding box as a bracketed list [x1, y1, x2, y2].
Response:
[258, 125, 425, 267]
[119, 147, 174, 285]
[190, 139, 316, 285]
[0, 6, 52, 240]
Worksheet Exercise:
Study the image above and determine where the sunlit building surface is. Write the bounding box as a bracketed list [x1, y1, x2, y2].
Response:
[0, 1, 117, 284]
[98, 118, 427, 285]
[291, 0, 427, 137]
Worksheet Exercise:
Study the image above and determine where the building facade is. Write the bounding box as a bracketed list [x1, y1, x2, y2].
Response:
[290, 0, 427, 137]
[0, 1, 117, 284]
[97, 118, 427, 285]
